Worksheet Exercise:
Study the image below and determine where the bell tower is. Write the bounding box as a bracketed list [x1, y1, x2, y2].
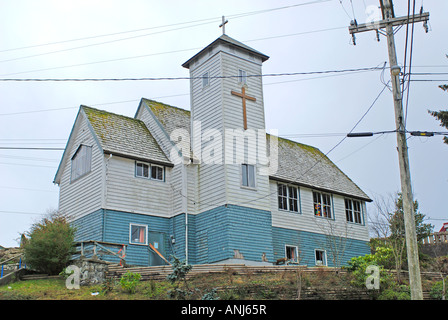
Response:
[182, 33, 270, 211]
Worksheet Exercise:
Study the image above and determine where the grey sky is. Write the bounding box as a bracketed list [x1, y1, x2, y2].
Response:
[0, 0, 447, 247]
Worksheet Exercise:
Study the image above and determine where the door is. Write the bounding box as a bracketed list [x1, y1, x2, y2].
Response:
[148, 232, 166, 266]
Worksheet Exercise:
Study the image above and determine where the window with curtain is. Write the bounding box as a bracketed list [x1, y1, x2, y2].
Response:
[241, 163, 255, 188]
[130, 224, 147, 245]
[313, 191, 332, 219]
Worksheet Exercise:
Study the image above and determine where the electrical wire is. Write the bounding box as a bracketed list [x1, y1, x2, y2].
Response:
[172, 80, 390, 208]
[0, 66, 384, 82]
[0, 0, 330, 63]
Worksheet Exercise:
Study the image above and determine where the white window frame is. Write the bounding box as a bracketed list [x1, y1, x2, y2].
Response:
[71, 144, 92, 182]
[315, 249, 327, 266]
[136, 162, 149, 178]
[345, 198, 363, 224]
[129, 223, 148, 245]
[277, 183, 299, 213]
[238, 69, 247, 85]
[151, 164, 164, 181]
[285, 245, 299, 263]
[313, 191, 332, 219]
[241, 163, 256, 189]
[135, 161, 165, 182]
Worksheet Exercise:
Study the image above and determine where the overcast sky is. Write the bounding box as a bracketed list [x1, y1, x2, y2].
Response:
[0, 0, 447, 248]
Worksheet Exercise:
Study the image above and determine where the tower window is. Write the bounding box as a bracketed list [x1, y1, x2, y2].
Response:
[202, 72, 210, 88]
[241, 163, 255, 188]
[238, 69, 247, 85]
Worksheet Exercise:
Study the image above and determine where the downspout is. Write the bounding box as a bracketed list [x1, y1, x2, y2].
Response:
[181, 158, 189, 264]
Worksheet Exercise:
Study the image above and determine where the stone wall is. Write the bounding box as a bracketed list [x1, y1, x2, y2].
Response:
[71, 257, 110, 286]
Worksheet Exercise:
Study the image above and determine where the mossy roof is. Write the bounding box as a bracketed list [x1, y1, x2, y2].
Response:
[82, 106, 171, 165]
[142, 101, 370, 201]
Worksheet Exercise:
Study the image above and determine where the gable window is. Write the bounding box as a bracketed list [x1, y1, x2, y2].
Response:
[313, 191, 332, 219]
[136, 162, 149, 178]
[285, 245, 299, 263]
[315, 249, 327, 266]
[130, 224, 147, 245]
[151, 165, 164, 181]
[202, 72, 210, 88]
[345, 199, 363, 224]
[136, 162, 164, 181]
[241, 163, 255, 188]
[71, 145, 92, 182]
[278, 183, 299, 212]
[238, 69, 247, 85]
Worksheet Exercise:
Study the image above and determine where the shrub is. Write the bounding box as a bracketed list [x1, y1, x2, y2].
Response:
[379, 284, 411, 300]
[23, 212, 76, 275]
[429, 280, 446, 300]
[119, 271, 141, 294]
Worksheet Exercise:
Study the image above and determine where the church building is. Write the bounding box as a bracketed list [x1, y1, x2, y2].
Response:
[53, 33, 372, 267]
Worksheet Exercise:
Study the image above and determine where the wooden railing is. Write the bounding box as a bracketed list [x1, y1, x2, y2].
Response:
[422, 231, 448, 245]
[74, 240, 127, 265]
[0, 253, 25, 280]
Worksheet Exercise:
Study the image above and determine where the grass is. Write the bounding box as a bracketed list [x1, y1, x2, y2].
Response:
[0, 270, 353, 300]
[0, 269, 441, 300]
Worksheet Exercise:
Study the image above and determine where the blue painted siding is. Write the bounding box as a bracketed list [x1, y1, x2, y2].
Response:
[71, 209, 104, 242]
[192, 205, 274, 264]
[272, 226, 370, 267]
[71, 207, 369, 267]
[102, 210, 172, 266]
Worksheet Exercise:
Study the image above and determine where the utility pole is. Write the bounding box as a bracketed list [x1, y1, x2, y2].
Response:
[348, 0, 429, 300]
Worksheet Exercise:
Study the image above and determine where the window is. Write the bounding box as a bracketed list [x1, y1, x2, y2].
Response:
[136, 162, 164, 181]
[71, 145, 92, 182]
[345, 199, 363, 224]
[151, 165, 164, 181]
[241, 163, 255, 188]
[278, 184, 299, 212]
[238, 69, 247, 84]
[136, 162, 149, 178]
[130, 224, 147, 245]
[313, 191, 332, 218]
[285, 245, 298, 263]
[202, 72, 209, 88]
[315, 249, 327, 266]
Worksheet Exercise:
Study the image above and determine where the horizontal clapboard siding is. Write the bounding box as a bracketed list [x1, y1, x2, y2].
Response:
[102, 210, 172, 266]
[191, 204, 274, 264]
[58, 113, 103, 222]
[190, 51, 227, 212]
[105, 156, 173, 217]
[272, 226, 370, 267]
[70, 209, 104, 242]
[270, 181, 370, 242]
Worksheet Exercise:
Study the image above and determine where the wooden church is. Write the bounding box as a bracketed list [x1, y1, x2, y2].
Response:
[54, 33, 372, 267]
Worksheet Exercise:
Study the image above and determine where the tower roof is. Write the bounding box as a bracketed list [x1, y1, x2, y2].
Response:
[182, 34, 269, 69]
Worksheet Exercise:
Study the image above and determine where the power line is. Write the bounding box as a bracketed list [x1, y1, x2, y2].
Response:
[0, 66, 384, 82]
[0, 147, 64, 151]
[0, 0, 331, 64]
[177, 80, 390, 208]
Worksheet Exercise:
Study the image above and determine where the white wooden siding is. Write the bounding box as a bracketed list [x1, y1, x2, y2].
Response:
[58, 113, 103, 222]
[105, 155, 173, 217]
[190, 49, 227, 213]
[270, 181, 370, 242]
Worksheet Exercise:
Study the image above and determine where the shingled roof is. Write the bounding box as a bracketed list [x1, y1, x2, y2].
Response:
[82, 106, 172, 166]
[142, 101, 371, 201]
